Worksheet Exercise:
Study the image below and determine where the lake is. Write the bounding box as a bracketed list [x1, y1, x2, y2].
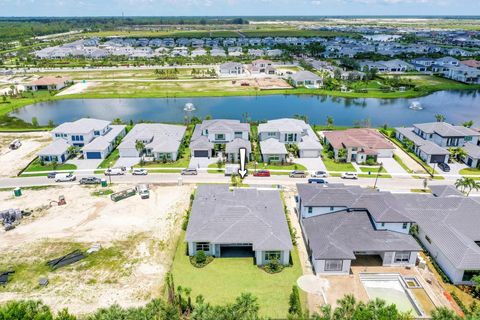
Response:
[10, 90, 480, 127]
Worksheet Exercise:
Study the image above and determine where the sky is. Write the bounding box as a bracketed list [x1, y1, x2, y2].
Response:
[1, 0, 480, 17]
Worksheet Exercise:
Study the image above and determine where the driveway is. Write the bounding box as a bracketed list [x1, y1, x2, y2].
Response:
[189, 156, 220, 169]
[293, 157, 326, 173]
[67, 159, 102, 172]
[115, 157, 140, 168]
[441, 161, 467, 176]
[380, 157, 409, 176]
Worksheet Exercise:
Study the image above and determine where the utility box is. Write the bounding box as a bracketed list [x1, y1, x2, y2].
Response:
[13, 188, 22, 197]
[101, 179, 108, 187]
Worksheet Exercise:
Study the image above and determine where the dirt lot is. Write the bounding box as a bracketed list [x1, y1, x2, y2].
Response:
[0, 184, 193, 315]
[0, 132, 51, 177]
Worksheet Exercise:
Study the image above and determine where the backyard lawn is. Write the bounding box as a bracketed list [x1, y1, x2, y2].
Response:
[170, 233, 306, 318]
[23, 158, 77, 173]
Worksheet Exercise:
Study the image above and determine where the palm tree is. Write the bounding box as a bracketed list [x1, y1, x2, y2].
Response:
[449, 147, 467, 162]
[326, 116, 334, 129]
[463, 120, 474, 128]
[333, 294, 356, 319]
[135, 140, 145, 164]
[455, 177, 480, 196]
[337, 148, 347, 162]
[434, 114, 446, 122]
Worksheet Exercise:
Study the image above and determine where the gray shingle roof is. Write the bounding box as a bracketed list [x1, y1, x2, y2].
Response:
[260, 138, 288, 155]
[37, 139, 70, 156]
[186, 185, 292, 251]
[225, 138, 251, 154]
[413, 122, 479, 138]
[464, 142, 480, 159]
[52, 118, 110, 135]
[118, 123, 186, 153]
[303, 210, 421, 260]
[82, 125, 125, 152]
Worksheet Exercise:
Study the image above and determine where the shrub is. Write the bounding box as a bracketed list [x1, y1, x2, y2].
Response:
[288, 285, 302, 317]
[262, 259, 285, 274]
[365, 158, 376, 166]
[190, 250, 213, 268]
[195, 250, 207, 264]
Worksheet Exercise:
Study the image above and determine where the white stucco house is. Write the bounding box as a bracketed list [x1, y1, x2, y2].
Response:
[185, 185, 293, 266]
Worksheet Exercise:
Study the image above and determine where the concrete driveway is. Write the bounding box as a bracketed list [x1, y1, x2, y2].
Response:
[115, 157, 140, 168]
[441, 161, 468, 176]
[189, 156, 220, 169]
[293, 157, 326, 172]
[380, 158, 409, 175]
[67, 159, 102, 171]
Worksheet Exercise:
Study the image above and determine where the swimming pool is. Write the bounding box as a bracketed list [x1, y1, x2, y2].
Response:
[360, 273, 423, 317]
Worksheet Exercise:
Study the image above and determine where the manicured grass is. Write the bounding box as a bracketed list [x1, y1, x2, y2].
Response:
[410, 189, 432, 193]
[23, 158, 77, 173]
[393, 154, 414, 174]
[459, 168, 480, 176]
[207, 162, 307, 171]
[321, 156, 355, 172]
[171, 234, 306, 318]
[358, 166, 392, 178]
[97, 149, 120, 169]
[135, 149, 191, 169]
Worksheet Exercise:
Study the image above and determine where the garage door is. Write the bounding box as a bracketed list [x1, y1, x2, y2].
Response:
[194, 150, 209, 158]
[86, 152, 102, 159]
[430, 155, 446, 164]
[301, 150, 320, 158]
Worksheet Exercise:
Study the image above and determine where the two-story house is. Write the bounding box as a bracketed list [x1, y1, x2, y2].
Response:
[249, 59, 276, 75]
[395, 122, 480, 167]
[37, 118, 126, 163]
[323, 128, 395, 164]
[189, 119, 251, 162]
[296, 183, 420, 275]
[258, 118, 322, 162]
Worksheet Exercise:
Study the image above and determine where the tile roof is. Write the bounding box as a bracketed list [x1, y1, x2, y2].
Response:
[260, 138, 288, 155]
[118, 123, 186, 154]
[464, 142, 480, 159]
[185, 185, 293, 251]
[28, 76, 71, 86]
[413, 122, 479, 137]
[323, 128, 394, 152]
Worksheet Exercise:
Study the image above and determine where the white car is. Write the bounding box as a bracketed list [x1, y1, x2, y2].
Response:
[55, 173, 76, 182]
[105, 168, 125, 176]
[341, 172, 358, 180]
[132, 168, 148, 175]
[311, 170, 328, 178]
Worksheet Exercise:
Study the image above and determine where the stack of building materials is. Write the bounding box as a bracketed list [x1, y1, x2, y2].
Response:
[47, 250, 86, 270]
[0, 209, 26, 231]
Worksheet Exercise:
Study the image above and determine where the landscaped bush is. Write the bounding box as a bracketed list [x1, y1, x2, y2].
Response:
[189, 250, 214, 268]
[261, 259, 285, 274]
[365, 158, 377, 166]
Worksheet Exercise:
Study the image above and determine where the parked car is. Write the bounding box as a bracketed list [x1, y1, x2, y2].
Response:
[47, 172, 58, 179]
[132, 168, 148, 175]
[311, 170, 328, 178]
[341, 172, 358, 179]
[136, 184, 150, 199]
[181, 168, 198, 175]
[308, 178, 328, 184]
[55, 173, 76, 182]
[9, 139, 21, 150]
[253, 170, 271, 177]
[289, 170, 306, 178]
[79, 177, 101, 185]
[438, 162, 450, 172]
[105, 168, 125, 176]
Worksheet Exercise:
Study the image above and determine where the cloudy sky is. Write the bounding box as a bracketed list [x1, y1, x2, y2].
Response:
[2, 0, 480, 16]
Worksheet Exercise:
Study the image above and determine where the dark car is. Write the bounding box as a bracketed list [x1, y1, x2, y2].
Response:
[308, 178, 328, 184]
[438, 162, 450, 172]
[79, 177, 102, 185]
[253, 170, 271, 177]
[47, 172, 57, 179]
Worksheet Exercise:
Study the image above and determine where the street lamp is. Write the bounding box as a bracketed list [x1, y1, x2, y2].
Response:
[373, 162, 383, 190]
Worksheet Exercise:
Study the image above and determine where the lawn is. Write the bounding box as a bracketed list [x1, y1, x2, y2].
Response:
[207, 161, 307, 172]
[170, 233, 305, 318]
[321, 155, 355, 172]
[460, 168, 480, 176]
[358, 166, 392, 178]
[23, 158, 77, 173]
[97, 149, 120, 169]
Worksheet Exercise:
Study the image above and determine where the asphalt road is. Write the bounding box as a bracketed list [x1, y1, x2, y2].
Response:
[1, 172, 474, 195]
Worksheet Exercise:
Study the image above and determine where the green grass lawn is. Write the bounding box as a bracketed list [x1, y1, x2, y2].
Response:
[23, 158, 77, 173]
[97, 149, 120, 169]
[171, 233, 305, 318]
[460, 168, 480, 175]
[393, 154, 414, 174]
[321, 156, 355, 172]
[135, 149, 191, 169]
[358, 166, 392, 178]
[207, 162, 307, 172]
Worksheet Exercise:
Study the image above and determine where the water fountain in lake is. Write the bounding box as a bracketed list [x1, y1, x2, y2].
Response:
[409, 101, 423, 110]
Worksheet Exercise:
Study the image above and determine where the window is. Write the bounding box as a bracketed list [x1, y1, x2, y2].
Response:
[325, 260, 343, 271]
[381, 223, 385, 227]
[425, 235, 432, 244]
[402, 223, 408, 229]
[215, 134, 225, 141]
[394, 252, 410, 263]
[196, 242, 210, 252]
[267, 132, 276, 137]
[264, 251, 281, 261]
[94, 130, 100, 136]
[330, 206, 334, 211]
[308, 207, 313, 214]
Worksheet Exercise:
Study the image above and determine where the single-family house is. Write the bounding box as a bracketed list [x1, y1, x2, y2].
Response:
[395, 122, 480, 165]
[296, 184, 421, 275]
[189, 119, 250, 162]
[25, 76, 71, 91]
[460, 60, 480, 69]
[249, 59, 276, 75]
[37, 139, 71, 164]
[288, 71, 323, 88]
[39, 118, 126, 162]
[323, 129, 395, 164]
[258, 118, 322, 159]
[446, 65, 480, 84]
[219, 62, 245, 76]
[185, 185, 293, 266]
[118, 123, 186, 162]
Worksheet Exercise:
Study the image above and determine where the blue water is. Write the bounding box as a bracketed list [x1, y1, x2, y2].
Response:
[10, 90, 480, 127]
